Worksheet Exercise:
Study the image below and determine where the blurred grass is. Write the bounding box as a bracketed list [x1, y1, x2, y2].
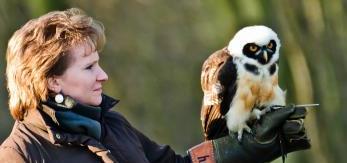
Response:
[1, 0, 346, 162]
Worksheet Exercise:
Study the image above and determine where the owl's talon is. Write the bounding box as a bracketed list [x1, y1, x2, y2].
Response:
[251, 108, 264, 120]
[245, 125, 252, 133]
[236, 124, 252, 141]
[237, 130, 243, 141]
[269, 106, 275, 112]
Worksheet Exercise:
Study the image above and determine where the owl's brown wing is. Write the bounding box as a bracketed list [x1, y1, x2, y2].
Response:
[200, 48, 238, 140]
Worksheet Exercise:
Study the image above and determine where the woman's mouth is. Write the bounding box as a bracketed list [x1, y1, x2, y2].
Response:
[94, 88, 102, 93]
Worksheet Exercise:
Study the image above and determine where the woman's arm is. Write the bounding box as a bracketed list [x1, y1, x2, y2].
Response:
[132, 126, 192, 163]
[134, 105, 310, 163]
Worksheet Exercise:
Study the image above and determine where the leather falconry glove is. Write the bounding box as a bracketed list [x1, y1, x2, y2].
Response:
[189, 105, 311, 163]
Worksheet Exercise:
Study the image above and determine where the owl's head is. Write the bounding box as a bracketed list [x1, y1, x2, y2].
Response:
[227, 25, 281, 66]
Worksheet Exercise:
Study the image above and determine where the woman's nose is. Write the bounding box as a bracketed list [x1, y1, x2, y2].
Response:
[97, 65, 108, 82]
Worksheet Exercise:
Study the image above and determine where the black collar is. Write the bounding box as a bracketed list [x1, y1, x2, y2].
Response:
[244, 62, 278, 76]
[22, 94, 120, 141]
[41, 94, 119, 121]
[244, 63, 259, 75]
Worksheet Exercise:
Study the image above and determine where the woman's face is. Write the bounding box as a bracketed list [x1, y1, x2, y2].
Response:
[49, 42, 108, 106]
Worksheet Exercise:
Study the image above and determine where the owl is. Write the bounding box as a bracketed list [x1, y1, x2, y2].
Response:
[200, 25, 286, 140]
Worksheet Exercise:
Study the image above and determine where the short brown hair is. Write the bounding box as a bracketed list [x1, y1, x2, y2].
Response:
[6, 8, 106, 120]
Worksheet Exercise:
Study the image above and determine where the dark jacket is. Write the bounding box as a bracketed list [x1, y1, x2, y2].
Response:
[0, 95, 191, 163]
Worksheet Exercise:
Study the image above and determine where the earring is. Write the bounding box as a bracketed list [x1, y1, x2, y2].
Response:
[55, 93, 64, 104]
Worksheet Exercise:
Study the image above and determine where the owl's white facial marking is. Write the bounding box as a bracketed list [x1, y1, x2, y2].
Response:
[227, 25, 281, 67]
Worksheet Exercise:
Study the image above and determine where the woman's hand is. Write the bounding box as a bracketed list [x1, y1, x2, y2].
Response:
[189, 105, 311, 163]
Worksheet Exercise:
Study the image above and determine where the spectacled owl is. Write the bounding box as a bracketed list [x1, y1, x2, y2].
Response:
[201, 25, 286, 140]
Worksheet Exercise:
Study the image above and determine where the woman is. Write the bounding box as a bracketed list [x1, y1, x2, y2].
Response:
[0, 8, 310, 163]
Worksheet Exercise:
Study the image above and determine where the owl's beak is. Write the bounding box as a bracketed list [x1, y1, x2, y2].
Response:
[263, 50, 268, 62]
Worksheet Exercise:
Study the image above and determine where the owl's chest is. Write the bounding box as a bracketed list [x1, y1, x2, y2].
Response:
[234, 63, 278, 107]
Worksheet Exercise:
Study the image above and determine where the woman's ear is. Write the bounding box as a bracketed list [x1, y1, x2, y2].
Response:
[47, 77, 61, 93]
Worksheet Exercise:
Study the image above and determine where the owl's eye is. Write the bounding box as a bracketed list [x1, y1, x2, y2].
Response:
[249, 45, 258, 52]
[267, 42, 273, 49]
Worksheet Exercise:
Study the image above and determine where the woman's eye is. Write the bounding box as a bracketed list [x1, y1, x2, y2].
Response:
[85, 65, 93, 70]
[249, 45, 258, 52]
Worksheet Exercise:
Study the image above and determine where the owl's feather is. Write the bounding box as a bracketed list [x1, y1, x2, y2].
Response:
[200, 48, 237, 140]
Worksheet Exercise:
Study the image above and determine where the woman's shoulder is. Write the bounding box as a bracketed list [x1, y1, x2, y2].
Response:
[102, 110, 133, 128]
[0, 145, 27, 162]
[0, 122, 32, 161]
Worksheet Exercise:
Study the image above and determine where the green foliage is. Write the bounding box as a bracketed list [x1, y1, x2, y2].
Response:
[1, 0, 346, 162]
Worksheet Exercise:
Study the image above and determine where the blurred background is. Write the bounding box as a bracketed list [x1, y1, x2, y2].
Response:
[0, 0, 346, 162]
